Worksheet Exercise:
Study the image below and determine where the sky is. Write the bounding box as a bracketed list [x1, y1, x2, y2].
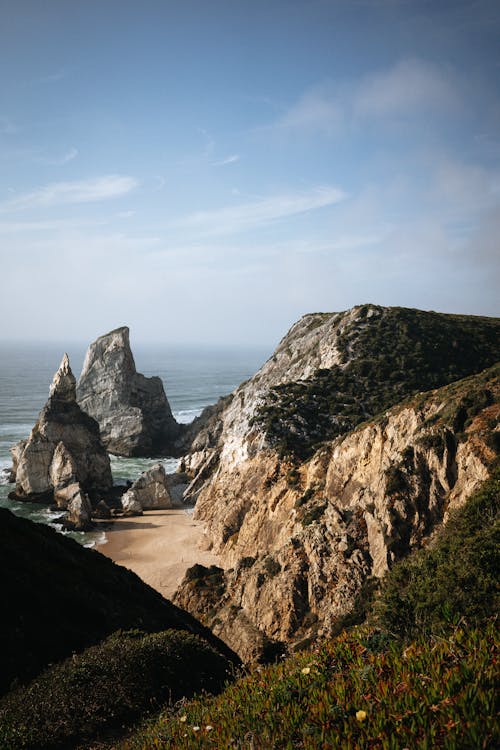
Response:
[0, 0, 499, 347]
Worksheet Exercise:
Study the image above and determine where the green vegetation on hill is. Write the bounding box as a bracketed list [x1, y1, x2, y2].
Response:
[116, 463, 500, 749]
[0, 509, 239, 696]
[119, 624, 498, 749]
[253, 306, 500, 458]
[376, 464, 500, 640]
[0, 629, 234, 750]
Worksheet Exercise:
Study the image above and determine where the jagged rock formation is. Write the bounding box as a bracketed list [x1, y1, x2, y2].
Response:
[10, 355, 112, 511]
[174, 305, 500, 662]
[121, 462, 174, 515]
[77, 326, 182, 457]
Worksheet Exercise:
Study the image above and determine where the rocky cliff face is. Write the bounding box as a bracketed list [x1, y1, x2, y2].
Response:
[175, 306, 500, 662]
[11, 354, 112, 511]
[77, 327, 181, 457]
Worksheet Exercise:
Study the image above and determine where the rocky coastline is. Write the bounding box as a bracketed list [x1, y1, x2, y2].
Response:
[5, 306, 500, 664]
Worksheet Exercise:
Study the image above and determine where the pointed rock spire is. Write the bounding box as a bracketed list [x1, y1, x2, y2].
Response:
[49, 353, 76, 402]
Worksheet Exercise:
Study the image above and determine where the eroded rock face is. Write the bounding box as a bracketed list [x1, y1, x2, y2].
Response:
[10, 354, 112, 503]
[76, 327, 182, 457]
[174, 305, 500, 663]
[121, 462, 174, 515]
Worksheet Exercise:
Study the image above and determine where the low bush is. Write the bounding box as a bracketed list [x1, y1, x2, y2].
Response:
[0, 629, 234, 750]
[376, 465, 500, 639]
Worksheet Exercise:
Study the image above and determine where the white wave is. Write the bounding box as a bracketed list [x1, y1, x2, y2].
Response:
[0, 467, 11, 485]
[174, 408, 203, 424]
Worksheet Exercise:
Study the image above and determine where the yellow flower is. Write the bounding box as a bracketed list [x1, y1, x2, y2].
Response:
[179, 715, 187, 723]
[301, 666, 311, 675]
[356, 710, 367, 722]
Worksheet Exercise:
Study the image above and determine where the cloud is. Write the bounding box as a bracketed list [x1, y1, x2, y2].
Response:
[276, 87, 342, 134]
[353, 59, 460, 119]
[38, 147, 79, 166]
[211, 154, 240, 166]
[0, 175, 138, 212]
[274, 59, 461, 134]
[174, 185, 346, 236]
[38, 70, 67, 84]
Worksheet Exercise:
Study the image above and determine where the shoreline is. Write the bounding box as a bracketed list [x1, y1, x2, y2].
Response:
[98, 505, 219, 600]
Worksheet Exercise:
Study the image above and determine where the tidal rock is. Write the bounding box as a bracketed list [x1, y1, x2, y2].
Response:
[76, 327, 182, 457]
[60, 483, 93, 531]
[121, 462, 174, 514]
[11, 354, 112, 502]
[93, 500, 112, 519]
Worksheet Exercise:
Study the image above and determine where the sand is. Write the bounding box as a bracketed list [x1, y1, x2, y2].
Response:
[99, 505, 219, 600]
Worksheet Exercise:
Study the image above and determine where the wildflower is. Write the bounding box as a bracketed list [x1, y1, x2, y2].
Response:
[301, 667, 311, 675]
[206, 725, 213, 731]
[356, 710, 367, 722]
[193, 726, 200, 732]
[180, 715, 187, 723]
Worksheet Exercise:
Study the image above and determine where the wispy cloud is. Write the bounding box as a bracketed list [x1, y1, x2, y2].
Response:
[38, 69, 67, 84]
[353, 59, 460, 119]
[174, 185, 346, 236]
[211, 154, 240, 166]
[274, 58, 461, 134]
[1, 175, 138, 212]
[38, 147, 79, 166]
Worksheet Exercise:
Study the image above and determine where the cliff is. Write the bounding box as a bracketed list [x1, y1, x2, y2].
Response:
[175, 305, 500, 661]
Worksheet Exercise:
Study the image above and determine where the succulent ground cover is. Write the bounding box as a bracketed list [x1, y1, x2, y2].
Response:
[119, 622, 498, 749]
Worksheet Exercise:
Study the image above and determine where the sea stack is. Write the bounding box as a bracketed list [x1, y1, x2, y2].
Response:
[76, 326, 181, 457]
[10, 354, 112, 515]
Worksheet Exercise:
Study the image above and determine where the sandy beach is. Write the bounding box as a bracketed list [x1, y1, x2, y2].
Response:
[99, 506, 219, 600]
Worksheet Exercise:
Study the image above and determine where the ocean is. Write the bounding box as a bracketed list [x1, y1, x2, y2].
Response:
[0, 341, 270, 547]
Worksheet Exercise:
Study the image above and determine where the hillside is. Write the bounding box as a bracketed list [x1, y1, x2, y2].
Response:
[0, 508, 239, 696]
[119, 467, 499, 749]
[176, 305, 500, 661]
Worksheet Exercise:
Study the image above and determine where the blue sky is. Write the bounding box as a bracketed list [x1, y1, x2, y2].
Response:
[0, 0, 499, 346]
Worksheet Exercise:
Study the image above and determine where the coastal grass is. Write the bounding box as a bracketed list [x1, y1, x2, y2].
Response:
[119, 622, 498, 749]
[0, 629, 234, 750]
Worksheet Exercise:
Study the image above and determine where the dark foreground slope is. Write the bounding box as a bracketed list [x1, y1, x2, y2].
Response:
[0, 509, 239, 695]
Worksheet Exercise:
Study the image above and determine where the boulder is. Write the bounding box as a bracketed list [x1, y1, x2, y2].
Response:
[76, 327, 182, 457]
[65, 487, 93, 531]
[11, 354, 112, 502]
[121, 462, 174, 514]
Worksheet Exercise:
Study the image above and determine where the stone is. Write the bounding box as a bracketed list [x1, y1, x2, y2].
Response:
[62, 483, 93, 531]
[93, 500, 112, 519]
[120, 462, 173, 514]
[76, 326, 182, 457]
[11, 354, 112, 502]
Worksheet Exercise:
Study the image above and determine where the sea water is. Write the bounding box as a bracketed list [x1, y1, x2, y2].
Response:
[0, 341, 269, 547]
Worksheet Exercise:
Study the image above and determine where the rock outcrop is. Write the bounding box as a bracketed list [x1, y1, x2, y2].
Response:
[10, 354, 112, 511]
[121, 463, 174, 515]
[77, 327, 182, 457]
[174, 306, 500, 662]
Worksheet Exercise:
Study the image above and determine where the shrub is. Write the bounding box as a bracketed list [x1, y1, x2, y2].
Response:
[0, 630, 234, 750]
[376, 466, 500, 639]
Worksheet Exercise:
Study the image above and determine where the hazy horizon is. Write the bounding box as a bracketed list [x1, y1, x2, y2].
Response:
[1, 1, 499, 346]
